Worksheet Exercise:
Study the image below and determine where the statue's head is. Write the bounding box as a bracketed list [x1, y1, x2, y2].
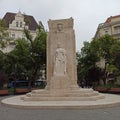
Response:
[57, 23, 63, 32]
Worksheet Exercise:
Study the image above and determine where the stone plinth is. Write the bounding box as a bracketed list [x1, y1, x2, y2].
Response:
[21, 88, 104, 101]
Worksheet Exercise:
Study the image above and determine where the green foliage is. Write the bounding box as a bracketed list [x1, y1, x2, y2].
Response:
[92, 35, 119, 65]
[0, 21, 47, 83]
[22, 25, 46, 80]
[0, 51, 5, 70]
[8, 29, 47, 81]
[77, 41, 99, 81]
[106, 64, 119, 73]
[0, 72, 8, 89]
[77, 35, 120, 86]
[0, 19, 10, 49]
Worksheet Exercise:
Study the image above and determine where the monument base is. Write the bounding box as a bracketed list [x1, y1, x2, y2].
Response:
[21, 75, 104, 101]
[21, 87, 105, 101]
[1, 93, 120, 109]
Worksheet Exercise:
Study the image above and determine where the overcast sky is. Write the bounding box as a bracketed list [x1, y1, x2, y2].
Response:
[0, 0, 120, 51]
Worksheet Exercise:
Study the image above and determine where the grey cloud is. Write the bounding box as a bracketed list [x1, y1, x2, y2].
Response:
[1, 0, 120, 50]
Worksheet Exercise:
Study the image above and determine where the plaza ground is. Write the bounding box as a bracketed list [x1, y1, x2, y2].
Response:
[0, 95, 120, 120]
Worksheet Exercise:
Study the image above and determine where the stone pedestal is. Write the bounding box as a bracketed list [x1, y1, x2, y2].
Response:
[22, 18, 104, 101]
[50, 75, 70, 90]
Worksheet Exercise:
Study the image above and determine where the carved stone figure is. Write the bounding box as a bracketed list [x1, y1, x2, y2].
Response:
[57, 24, 63, 31]
[54, 44, 66, 76]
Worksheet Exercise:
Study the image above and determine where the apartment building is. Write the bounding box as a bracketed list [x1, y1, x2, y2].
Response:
[1, 11, 38, 52]
[94, 15, 120, 71]
[95, 15, 120, 40]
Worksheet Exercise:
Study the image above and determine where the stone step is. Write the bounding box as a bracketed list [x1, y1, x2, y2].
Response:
[26, 91, 99, 97]
[23, 94, 105, 101]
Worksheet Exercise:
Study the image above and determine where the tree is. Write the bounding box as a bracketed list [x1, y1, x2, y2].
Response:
[77, 41, 99, 86]
[0, 19, 10, 49]
[77, 35, 120, 86]
[23, 23, 46, 81]
[0, 19, 12, 74]
[5, 22, 47, 82]
[92, 35, 120, 82]
[6, 39, 30, 75]
[0, 72, 8, 89]
[92, 35, 120, 70]
[0, 19, 46, 89]
[0, 51, 5, 71]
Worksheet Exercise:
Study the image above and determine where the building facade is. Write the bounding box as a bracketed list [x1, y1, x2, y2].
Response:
[1, 11, 38, 52]
[95, 15, 120, 80]
[94, 15, 120, 40]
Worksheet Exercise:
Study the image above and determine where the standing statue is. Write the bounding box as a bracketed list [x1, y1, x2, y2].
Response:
[54, 44, 66, 76]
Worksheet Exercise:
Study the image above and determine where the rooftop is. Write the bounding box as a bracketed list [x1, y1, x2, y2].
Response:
[105, 15, 120, 23]
[3, 12, 38, 31]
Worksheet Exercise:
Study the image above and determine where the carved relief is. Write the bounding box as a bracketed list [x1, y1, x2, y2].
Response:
[54, 43, 66, 76]
[57, 24, 63, 32]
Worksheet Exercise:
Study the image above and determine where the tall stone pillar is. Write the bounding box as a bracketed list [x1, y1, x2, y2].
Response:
[46, 17, 78, 91]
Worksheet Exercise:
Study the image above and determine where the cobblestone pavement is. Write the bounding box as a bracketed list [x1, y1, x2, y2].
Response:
[0, 96, 120, 120]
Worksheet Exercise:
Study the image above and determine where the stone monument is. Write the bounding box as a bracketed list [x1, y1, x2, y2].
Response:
[22, 18, 104, 101]
[46, 17, 78, 92]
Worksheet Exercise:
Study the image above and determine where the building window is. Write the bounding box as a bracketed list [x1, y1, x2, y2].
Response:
[114, 26, 120, 34]
[20, 22, 22, 27]
[105, 31, 108, 34]
[11, 34, 15, 38]
[16, 22, 18, 27]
